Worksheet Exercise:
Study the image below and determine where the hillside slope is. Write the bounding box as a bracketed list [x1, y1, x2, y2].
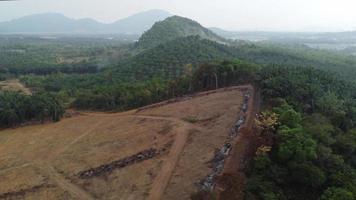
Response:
[137, 16, 226, 49]
[120, 36, 235, 79]
[121, 35, 356, 81]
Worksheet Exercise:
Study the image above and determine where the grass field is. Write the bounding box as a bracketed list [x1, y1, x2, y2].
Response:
[0, 79, 31, 95]
[0, 87, 247, 200]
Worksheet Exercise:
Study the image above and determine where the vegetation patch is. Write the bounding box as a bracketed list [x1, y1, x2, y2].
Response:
[182, 116, 199, 123]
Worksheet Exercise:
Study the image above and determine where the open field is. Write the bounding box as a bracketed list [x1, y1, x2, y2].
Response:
[0, 79, 31, 95]
[0, 86, 252, 200]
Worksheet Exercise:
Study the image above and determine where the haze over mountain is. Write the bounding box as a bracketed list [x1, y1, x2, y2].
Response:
[0, 9, 172, 34]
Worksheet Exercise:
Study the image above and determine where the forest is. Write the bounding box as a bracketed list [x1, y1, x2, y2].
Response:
[0, 35, 133, 78]
[246, 66, 356, 200]
[187, 61, 356, 200]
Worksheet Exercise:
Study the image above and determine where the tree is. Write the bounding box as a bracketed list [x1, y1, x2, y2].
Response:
[276, 126, 317, 162]
[321, 187, 354, 200]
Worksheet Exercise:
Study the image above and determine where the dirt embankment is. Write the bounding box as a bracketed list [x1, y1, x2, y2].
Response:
[215, 86, 261, 200]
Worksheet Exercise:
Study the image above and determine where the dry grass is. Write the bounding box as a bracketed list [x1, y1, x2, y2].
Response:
[0, 87, 244, 200]
[0, 79, 31, 95]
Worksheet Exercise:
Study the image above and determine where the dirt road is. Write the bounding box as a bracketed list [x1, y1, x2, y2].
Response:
[147, 122, 191, 200]
[132, 114, 200, 200]
[35, 164, 95, 200]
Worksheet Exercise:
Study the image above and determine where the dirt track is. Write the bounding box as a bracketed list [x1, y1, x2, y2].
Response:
[0, 86, 250, 200]
[37, 164, 95, 200]
[147, 122, 191, 200]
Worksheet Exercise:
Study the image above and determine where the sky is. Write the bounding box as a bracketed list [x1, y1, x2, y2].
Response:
[1, 0, 356, 32]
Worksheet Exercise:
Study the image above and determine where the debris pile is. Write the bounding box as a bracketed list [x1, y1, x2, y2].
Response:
[0, 184, 54, 199]
[79, 148, 167, 179]
[200, 142, 232, 191]
[199, 91, 251, 192]
[231, 92, 250, 137]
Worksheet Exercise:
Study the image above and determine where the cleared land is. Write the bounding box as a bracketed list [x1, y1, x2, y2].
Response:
[0, 79, 31, 95]
[0, 86, 250, 200]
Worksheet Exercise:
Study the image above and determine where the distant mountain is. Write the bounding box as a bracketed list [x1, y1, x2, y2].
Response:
[0, 10, 172, 34]
[137, 16, 226, 49]
[0, 13, 103, 33]
[108, 9, 172, 34]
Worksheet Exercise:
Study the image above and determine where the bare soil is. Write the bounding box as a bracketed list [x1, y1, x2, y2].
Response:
[0, 79, 31, 95]
[0, 86, 248, 200]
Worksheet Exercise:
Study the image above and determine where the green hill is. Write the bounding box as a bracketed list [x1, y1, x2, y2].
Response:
[137, 16, 226, 49]
[122, 36, 356, 81]
[119, 36, 235, 79]
[128, 15, 356, 81]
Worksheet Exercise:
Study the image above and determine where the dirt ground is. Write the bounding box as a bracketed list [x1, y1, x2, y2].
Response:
[0, 79, 31, 95]
[0, 87, 246, 200]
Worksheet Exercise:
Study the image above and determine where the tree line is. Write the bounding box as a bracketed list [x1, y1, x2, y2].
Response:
[0, 92, 64, 128]
[243, 66, 356, 200]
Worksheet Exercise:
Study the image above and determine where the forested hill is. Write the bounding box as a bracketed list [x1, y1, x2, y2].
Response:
[118, 36, 235, 79]
[121, 35, 356, 82]
[113, 15, 356, 82]
[137, 16, 226, 49]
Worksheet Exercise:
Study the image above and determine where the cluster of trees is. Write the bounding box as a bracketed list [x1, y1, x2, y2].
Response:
[244, 66, 356, 200]
[232, 42, 356, 82]
[117, 36, 236, 80]
[0, 91, 65, 127]
[72, 79, 170, 111]
[19, 60, 259, 111]
[7, 62, 99, 75]
[0, 36, 132, 77]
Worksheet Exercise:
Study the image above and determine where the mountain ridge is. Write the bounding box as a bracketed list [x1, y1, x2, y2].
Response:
[0, 10, 172, 34]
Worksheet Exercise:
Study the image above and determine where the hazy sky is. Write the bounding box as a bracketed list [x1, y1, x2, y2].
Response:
[1, 0, 356, 32]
